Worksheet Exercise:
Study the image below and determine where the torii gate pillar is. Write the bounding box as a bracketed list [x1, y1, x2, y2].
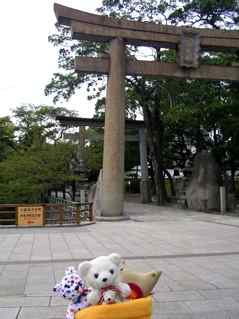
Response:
[101, 38, 126, 217]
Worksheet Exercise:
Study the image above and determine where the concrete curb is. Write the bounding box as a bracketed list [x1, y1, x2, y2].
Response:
[96, 215, 130, 221]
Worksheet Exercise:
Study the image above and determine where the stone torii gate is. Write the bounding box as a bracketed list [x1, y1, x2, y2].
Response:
[54, 3, 239, 218]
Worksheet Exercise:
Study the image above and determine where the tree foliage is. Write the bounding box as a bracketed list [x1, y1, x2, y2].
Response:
[45, 24, 108, 104]
[0, 117, 16, 161]
[168, 0, 239, 28]
[83, 128, 140, 175]
[0, 143, 76, 204]
[13, 104, 77, 147]
[0, 105, 81, 204]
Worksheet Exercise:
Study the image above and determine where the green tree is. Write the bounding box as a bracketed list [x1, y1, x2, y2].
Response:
[168, 0, 239, 28]
[0, 105, 83, 204]
[83, 127, 140, 179]
[0, 143, 76, 204]
[84, 128, 104, 173]
[13, 104, 77, 147]
[0, 117, 16, 161]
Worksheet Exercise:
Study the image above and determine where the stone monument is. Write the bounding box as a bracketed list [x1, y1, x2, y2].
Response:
[186, 150, 220, 212]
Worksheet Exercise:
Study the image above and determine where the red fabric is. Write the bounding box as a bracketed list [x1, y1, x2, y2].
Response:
[127, 283, 143, 299]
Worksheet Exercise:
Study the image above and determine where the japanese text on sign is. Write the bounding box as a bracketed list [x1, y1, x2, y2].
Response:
[17, 206, 44, 226]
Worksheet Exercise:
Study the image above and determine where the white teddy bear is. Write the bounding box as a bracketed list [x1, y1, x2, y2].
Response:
[78, 253, 131, 305]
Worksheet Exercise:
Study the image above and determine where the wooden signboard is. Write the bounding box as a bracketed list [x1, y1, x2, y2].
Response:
[17, 206, 44, 226]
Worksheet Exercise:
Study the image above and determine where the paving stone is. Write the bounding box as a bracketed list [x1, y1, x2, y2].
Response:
[50, 296, 69, 306]
[17, 306, 66, 319]
[174, 279, 217, 291]
[155, 290, 205, 302]
[25, 286, 53, 296]
[156, 315, 194, 319]
[158, 301, 191, 314]
[0, 279, 26, 296]
[226, 311, 239, 319]
[198, 288, 239, 300]
[155, 310, 239, 319]
[0, 307, 19, 319]
[185, 297, 239, 312]
[0, 296, 49, 307]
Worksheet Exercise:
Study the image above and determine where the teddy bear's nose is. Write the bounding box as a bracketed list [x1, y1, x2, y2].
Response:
[102, 278, 108, 282]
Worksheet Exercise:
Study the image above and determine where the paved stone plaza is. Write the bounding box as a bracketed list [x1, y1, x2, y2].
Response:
[1, 202, 239, 318]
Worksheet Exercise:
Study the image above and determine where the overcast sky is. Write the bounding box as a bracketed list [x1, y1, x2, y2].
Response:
[0, 0, 102, 118]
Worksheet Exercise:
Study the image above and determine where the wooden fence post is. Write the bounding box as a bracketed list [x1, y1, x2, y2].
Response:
[89, 204, 93, 221]
[15, 206, 18, 226]
[59, 205, 64, 225]
[43, 205, 46, 226]
[76, 206, 81, 225]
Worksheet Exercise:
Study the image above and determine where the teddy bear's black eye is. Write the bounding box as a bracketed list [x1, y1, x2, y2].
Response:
[110, 269, 114, 275]
[94, 273, 99, 279]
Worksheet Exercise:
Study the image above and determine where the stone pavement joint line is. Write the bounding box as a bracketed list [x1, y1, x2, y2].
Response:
[16, 307, 21, 319]
[198, 218, 239, 229]
[1, 250, 239, 265]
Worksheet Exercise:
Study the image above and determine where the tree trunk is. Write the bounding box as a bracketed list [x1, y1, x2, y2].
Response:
[148, 159, 155, 195]
[142, 101, 167, 205]
[130, 74, 168, 205]
[230, 163, 236, 193]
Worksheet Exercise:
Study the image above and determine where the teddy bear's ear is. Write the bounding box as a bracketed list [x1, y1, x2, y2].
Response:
[109, 253, 121, 265]
[53, 283, 62, 295]
[120, 259, 126, 271]
[65, 266, 76, 276]
[78, 261, 91, 278]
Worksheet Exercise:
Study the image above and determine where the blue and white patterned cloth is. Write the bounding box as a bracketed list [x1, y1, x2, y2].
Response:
[53, 266, 89, 319]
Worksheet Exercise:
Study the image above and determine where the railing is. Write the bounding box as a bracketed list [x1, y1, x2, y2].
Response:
[0, 201, 94, 227]
[0, 204, 16, 225]
[47, 197, 93, 225]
